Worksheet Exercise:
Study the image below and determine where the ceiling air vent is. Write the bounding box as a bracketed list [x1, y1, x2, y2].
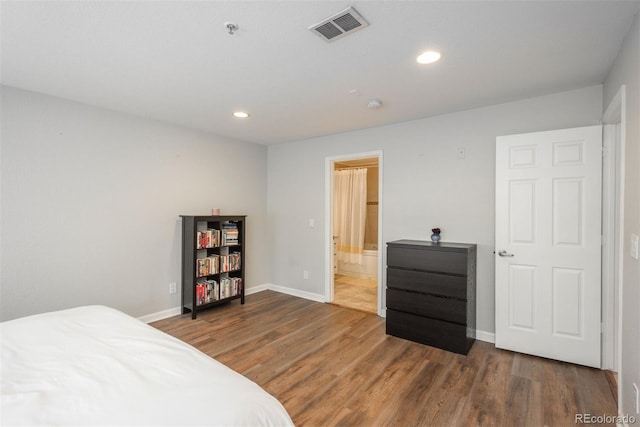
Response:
[308, 7, 369, 42]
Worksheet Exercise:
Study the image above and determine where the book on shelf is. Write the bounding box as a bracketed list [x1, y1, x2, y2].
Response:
[196, 254, 219, 277]
[221, 221, 239, 246]
[196, 279, 219, 306]
[220, 277, 242, 299]
[196, 228, 221, 249]
[220, 252, 241, 273]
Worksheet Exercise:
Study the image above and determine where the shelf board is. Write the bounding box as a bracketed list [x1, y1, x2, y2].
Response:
[195, 294, 242, 309]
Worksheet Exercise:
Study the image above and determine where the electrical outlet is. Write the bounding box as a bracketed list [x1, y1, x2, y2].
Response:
[169, 282, 177, 294]
[303, 270, 309, 280]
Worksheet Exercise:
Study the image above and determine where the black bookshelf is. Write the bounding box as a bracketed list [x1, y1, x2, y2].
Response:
[180, 215, 246, 319]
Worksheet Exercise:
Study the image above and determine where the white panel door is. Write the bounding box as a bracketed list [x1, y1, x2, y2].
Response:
[495, 125, 602, 368]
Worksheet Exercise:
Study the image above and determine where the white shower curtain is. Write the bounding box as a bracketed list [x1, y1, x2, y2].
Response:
[334, 168, 367, 264]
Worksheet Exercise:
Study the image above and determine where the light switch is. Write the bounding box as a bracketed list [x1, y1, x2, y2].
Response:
[631, 234, 639, 260]
[457, 147, 466, 159]
[309, 218, 315, 228]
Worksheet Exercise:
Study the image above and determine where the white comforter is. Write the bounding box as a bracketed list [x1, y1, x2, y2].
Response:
[1, 305, 294, 426]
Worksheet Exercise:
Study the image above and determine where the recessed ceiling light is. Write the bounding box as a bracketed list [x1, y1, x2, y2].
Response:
[233, 111, 249, 118]
[416, 51, 441, 64]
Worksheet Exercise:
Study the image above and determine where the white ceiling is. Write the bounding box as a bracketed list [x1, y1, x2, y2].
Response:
[1, 1, 639, 145]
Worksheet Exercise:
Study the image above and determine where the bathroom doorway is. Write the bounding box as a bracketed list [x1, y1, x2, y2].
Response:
[326, 152, 381, 315]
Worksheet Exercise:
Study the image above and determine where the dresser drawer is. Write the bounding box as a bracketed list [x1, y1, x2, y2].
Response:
[387, 267, 467, 299]
[386, 289, 466, 324]
[387, 246, 467, 275]
[386, 309, 473, 355]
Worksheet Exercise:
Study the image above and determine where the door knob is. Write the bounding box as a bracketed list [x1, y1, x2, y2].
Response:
[498, 250, 514, 257]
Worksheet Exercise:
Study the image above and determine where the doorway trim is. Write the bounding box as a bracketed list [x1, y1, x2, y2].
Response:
[325, 150, 384, 316]
[601, 85, 625, 409]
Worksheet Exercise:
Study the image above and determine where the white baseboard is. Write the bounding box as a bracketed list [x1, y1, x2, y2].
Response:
[138, 284, 325, 323]
[475, 329, 495, 344]
[262, 283, 326, 303]
[138, 306, 182, 324]
[245, 284, 270, 295]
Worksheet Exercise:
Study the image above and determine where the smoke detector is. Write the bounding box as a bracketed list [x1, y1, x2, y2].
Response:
[308, 7, 369, 42]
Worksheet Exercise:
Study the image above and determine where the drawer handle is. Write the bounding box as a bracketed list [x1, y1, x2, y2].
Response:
[498, 250, 514, 257]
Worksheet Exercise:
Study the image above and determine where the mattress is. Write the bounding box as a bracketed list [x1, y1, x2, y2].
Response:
[1, 305, 294, 426]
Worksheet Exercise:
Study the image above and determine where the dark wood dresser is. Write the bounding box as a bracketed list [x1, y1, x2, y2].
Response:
[385, 239, 476, 355]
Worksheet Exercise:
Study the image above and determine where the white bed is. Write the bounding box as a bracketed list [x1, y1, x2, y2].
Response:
[1, 305, 294, 426]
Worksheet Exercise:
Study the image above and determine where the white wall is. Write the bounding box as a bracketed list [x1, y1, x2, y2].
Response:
[267, 85, 603, 336]
[603, 10, 640, 419]
[0, 86, 269, 321]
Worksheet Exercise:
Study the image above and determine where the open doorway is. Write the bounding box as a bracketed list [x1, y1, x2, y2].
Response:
[325, 151, 383, 316]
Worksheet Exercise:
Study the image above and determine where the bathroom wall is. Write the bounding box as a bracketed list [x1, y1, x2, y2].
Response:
[364, 165, 379, 248]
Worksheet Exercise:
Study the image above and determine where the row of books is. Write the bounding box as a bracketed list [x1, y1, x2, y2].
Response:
[196, 226, 240, 248]
[221, 252, 241, 273]
[195, 277, 243, 306]
[196, 279, 219, 306]
[222, 222, 239, 246]
[221, 277, 242, 299]
[196, 252, 241, 277]
[196, 229, 221, 249]
[196, 255, 220, 277]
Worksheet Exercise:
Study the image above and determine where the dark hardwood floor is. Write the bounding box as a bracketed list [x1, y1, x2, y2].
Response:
[151, 290, 617, 426]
